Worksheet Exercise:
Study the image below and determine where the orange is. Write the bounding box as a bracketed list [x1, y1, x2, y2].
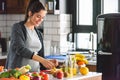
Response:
[80, 66, 89, 75]
[77, 61, 85, 66]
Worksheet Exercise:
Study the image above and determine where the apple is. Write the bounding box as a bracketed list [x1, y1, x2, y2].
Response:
[32, 72, 39, 77]
[56, 70, 64, 79]
[39, 71, 45, 76]
[33, 76, 41, 80]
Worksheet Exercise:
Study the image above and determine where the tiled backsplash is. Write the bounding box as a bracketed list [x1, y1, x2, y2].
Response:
[0, 14, 25, 38]
[0, 14, 72, 55]
[44, 14, 72, 55]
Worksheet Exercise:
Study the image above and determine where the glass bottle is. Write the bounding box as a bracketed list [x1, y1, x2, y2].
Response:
[61, 56, 68, 73]
[67, 54, 73, 77]
[72, 55, 77, 75]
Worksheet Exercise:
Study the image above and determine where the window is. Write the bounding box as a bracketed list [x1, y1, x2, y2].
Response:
[72, 0, 119, 51]
[73, 0, 99, 33]
[77, 0, 93, 25]
[73, 0, 99, 51]
[101, 0, 119, 14]
[75, 33, 97, 51]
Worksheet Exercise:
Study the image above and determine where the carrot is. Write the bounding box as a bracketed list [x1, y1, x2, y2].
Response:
[0, 66, 4, 72]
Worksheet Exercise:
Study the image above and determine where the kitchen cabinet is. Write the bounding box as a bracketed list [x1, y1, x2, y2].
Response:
[86, 65, 96, 72]
[0, 0, 29, 14]
[1, 0, 71, 14]
[0, 0, 6, 14]
[6, 0, 29, 14]
[0, 55, 7, 66]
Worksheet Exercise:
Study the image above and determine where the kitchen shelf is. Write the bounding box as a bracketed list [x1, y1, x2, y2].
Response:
[0, 0, 29, 14]
[47, 0, 70, 14]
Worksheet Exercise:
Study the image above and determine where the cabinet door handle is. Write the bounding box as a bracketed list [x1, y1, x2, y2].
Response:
[2, 2, 5, 11]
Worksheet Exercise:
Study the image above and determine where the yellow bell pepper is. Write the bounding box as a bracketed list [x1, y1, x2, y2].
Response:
[19, 75, 30, 80]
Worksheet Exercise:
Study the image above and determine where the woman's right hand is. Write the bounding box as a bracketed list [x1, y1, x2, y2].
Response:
[32, 54, 56, 69]
[41, 59, 55, 69]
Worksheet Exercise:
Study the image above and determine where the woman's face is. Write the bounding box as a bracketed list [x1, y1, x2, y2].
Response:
[29, 10, 47, 27]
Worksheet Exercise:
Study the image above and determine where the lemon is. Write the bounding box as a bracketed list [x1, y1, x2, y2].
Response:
[80, 66, 89, 75]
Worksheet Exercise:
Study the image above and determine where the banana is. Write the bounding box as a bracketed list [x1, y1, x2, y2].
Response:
[75, 54, 88, 64]
[75, 57, 84, 61]
[75, 53, 85, 58]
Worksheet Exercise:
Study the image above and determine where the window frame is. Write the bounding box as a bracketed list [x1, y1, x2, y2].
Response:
[71, 0, 120, 51]
[71, 0, 101, 51]
[72, 0, 101, 33]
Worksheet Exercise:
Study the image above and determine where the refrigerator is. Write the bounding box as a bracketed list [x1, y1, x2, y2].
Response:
[97, 13, 120, 80]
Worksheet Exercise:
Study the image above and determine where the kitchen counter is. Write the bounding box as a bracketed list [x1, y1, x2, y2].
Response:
[0, 53, 97, 65]
[49, 72, 102, 80]
[45, 55, 97, 66]
[0, 52, 7, 59]
[88, 60, 96, 65]
[0, 55, 7, 59]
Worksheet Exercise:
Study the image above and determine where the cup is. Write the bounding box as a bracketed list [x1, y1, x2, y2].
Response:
[50, 45, 60, 55]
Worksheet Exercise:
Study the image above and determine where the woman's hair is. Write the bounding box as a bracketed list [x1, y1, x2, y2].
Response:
[24, 0, 46, 22]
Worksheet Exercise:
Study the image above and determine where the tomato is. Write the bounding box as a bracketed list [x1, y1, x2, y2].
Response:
[42, 74, 49, 80]
[39, 71, 45, 76]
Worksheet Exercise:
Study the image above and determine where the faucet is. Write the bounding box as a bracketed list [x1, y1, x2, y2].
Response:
[89, 32, 95, 60]
[89, 32, 94, 51]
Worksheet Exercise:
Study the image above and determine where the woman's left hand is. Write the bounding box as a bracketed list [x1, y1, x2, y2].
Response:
[49, 59, 59, 67]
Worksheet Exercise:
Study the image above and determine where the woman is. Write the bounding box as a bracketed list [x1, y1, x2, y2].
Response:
[5, 0, 58, 71]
